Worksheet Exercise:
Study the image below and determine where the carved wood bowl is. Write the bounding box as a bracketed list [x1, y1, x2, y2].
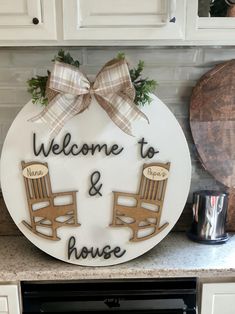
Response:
[190, 59, 235, 229]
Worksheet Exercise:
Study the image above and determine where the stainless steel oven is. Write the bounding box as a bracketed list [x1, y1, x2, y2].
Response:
[21, 278, 197, 313]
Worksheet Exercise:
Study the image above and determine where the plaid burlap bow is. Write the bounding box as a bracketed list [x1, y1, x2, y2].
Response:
[31, 58, 149, 137]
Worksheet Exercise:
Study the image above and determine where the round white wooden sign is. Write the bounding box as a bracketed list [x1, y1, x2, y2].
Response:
[1, 95, 191, 266]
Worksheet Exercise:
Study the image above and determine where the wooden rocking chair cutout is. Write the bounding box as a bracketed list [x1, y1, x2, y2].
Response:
[21, 161, 80, 241]
[110, 162, 170, 242]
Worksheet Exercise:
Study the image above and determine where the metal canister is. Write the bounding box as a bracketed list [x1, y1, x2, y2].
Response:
[187, 190, 229, 244]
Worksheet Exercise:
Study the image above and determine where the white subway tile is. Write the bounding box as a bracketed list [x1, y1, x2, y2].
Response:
[0, 106, 21, 120]
[86, 47, 203, 66]
[155, 83, 194, 101]
[11, 48, 83, 67]
[0, 68, 33, 86]
[0, 88, 30, 104]
[203, 48, 235, 65]
[144, 66, 211, 82]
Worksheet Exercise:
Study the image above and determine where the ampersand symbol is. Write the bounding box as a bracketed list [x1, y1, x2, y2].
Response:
[89, 171, 103, 196]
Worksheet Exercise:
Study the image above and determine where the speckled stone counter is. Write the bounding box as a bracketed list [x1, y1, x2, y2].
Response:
[0, 233, 235, 282]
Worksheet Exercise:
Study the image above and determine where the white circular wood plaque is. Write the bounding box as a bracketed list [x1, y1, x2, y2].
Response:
[1, 95, 191, 266]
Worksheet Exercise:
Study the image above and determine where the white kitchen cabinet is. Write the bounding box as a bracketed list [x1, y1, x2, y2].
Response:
[0, 285, 20, 314]
[201, 283, 235, 314]
[1, 0, 235, 45]
[186, 0, 235, 42]
[0, 0, 57, 41]
[63, 0, 186, 40]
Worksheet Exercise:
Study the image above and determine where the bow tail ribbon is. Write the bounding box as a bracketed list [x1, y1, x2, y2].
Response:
[30, 93, 90, 138]
[95, 93, 149, 136]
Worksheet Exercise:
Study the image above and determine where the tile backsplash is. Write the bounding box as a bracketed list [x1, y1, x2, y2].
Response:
[0, 46, 229, 235]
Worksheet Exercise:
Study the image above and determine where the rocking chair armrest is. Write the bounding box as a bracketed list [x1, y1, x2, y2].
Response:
[113, 191, 139, 200]
[52, 191, 77, 198]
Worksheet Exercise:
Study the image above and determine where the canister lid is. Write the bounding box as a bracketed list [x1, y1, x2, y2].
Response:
[193, 190, 228, 197]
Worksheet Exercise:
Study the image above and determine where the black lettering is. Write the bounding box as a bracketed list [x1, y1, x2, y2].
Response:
[89, 171, 103, 197]
[90, 144, 108, 155]
[110, 144, 124, 155]
[102, 245, 112, 259]
[138, 137, 159, 159]
[63, 133, 72, 155]
[113, 246, 126, 258]
[90, 247, 103, 258]
[33, 133, 124, 158]
[71, 144, 79, 155]
[80, 247, 89, 258]
[67, 237, 126, 260]
[33, 133, 54, 157]
[68, 236, 78, 259]
[51, 143, 60, 154]
[81, 144, 89, 155]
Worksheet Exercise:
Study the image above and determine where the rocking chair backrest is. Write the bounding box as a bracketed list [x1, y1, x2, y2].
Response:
[22, 161, 52, 201]
[138, 163, 170, 202]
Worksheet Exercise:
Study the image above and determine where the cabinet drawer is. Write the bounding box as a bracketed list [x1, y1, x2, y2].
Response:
[201, 283, 235, 314]
[63, 0, 186, 41]
[0, 0, 57, 41]
[0, 296, 8, 312]
[0, 285, 20, 314]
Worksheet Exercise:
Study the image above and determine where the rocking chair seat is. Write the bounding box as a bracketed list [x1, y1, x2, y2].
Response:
[110, 162, 170, 242]
[21, 161, 80, 241]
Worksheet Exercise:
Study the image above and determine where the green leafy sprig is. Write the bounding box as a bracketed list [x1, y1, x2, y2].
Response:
[27, 50, 157, 106]
[27, 73, 49, 105]
[52, 49, 80, 68]
[130, 60, 157, 106]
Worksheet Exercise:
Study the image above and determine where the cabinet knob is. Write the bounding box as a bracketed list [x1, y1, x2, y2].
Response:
[32, 17, 39, 25]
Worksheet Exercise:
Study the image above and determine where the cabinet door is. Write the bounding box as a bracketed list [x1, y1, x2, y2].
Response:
[0, 0, 57, 40]
[201, 283, 235, 314]
[0, 285, 20, 314]
[186, 0, 235, 42]
[63, 0, 186, 41]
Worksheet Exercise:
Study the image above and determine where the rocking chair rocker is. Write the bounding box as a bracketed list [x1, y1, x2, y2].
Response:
[110, 162, 170, 242]
[21, 161, 80, 241]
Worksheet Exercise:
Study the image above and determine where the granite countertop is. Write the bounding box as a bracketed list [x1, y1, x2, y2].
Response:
[0, 233, 235, 282]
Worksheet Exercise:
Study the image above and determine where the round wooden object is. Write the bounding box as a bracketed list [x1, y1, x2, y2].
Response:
[1, 95, 191, 266]
[190, 60, 235, 189]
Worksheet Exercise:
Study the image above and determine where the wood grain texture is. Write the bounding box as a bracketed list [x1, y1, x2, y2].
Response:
[110, 163, 170, 242]
[21, 161, 80, 241]
[190, 59, 235, 228]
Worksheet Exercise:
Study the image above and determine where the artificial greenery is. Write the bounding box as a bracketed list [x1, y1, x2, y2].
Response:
[27, 50, 157, 106]
[52, 49, 80, 68]
[116, 52, 157, 106]
[27, 73, 49, 105]
[130, 60, 157, 106]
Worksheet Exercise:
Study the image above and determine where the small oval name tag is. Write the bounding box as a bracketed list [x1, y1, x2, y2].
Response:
[23, 164, 48, 179]
[143, 166, 169, 181]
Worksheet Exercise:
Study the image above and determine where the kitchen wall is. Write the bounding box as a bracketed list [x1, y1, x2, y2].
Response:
[0, 46, 230, 235]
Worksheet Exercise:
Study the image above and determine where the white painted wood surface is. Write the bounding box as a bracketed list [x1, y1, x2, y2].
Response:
[63, 0, 185, 40]
[0, 285, 20, 314]
[0, 95, 191, 266]
[201, 283, 235, 314]
[186, 0, 235, 40]
[0, 0, 57, 40]
[1, 0, 235, 45]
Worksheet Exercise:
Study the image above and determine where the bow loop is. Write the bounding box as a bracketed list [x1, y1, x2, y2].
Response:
[31, 58, 149, 138]
[93, 59, 134, 98]
[50, 61, 90, 96]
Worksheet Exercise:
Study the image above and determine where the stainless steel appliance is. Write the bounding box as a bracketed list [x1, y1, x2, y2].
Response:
[188, 190, 229, 244]
[21, 278, 197, 313]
